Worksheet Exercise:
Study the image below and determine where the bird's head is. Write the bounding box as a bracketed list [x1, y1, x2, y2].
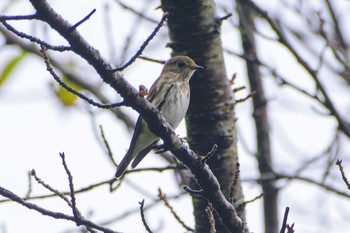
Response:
[161, 56, 204, 80]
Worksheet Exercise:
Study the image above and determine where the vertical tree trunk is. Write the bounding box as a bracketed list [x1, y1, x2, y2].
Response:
[237, 1, 279, 233]
[160, 0, 245, 232]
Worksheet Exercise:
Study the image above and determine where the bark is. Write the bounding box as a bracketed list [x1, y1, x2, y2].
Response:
[160, 0, 245, 232]
[237, 1, 279, 233]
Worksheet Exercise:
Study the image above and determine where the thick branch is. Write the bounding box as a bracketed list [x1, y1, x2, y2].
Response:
[23, 0, 248, 232]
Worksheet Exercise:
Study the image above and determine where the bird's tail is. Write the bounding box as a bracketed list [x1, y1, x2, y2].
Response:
[115, 150, 134, 178]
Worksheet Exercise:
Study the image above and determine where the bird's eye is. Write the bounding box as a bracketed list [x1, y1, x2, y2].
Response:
[177, 61, 186, 68]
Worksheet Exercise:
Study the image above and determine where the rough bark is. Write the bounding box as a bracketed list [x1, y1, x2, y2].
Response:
[160, 0, 245, 232]
[237, 1, 279, 233]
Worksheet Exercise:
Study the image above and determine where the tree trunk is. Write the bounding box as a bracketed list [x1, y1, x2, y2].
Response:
[161, 0, 245, 232]
[237, 1, 279, 233]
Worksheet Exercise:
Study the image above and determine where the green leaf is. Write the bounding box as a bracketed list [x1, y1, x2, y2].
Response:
[0, 50, 27, 86]
[54, 75, 83, 106]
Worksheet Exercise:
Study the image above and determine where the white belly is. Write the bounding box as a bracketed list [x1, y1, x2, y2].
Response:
[160, 82, 190, 129]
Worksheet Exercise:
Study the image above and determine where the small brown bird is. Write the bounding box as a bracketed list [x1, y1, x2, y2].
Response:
[115, 56, 203, 178]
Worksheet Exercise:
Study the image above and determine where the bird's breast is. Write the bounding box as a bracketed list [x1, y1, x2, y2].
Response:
[160, 82, 190, 129]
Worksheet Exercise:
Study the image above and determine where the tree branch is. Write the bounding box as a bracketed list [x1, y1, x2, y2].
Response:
[0, 186, 119, 233]
[3, 0, 249, 232]
[247, 0, 350, 138]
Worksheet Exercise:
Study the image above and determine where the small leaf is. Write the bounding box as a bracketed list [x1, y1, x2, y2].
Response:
[0, 50, 27, 86]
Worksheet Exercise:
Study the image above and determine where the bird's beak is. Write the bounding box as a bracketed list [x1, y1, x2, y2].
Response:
[191, 65, 204, 70]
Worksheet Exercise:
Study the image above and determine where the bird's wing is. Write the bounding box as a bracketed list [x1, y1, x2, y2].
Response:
[146, 72, 177, 107]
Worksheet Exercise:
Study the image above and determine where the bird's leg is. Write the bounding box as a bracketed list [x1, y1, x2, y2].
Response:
[153, 136, 187, 154]
[153, 143, 168, 154]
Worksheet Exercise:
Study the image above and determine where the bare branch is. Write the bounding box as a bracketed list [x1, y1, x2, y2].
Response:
[244, 173, 350, 199]
[0, 14, 38, 20]
[99, 125, 118, 167]
[0, 20, 71, 51]
[0, 186, 119, 233]
[139, 199, 153, 233]
[247, 0, 350, 137]
[279, 207, 291, 233]
[40, 45, 125, 109]
[112, 12, 168, 72]
[335, 159, 350, 190]
[114, 0, 159, 24]
[30, 169, 72, 207]
[59, 153, 81, 223]
[158, 189, 194, 232]
[69, 9, 96, 32]
[0, 24, 135, 130]
[235, 91, 256, 104]
[138, 55, 166, 64]
[18, 1, 249, 231]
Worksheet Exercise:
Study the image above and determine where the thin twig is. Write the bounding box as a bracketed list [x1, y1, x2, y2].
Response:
[139, 199, 153, 233]
[325, 0, 347, 51]
[158, 189, 194, 232]
[247, 0, 350, 137]
[138, 56, 166, 64]
[239, 193, 263, 208]
[69, 9, 96, 32]
[244, 172, 350, 199]
[59, 152, 81, 223]
[100, 192, 185, 225]
[0, 186, 118, 233]
[236, 91, 256, 104]
[40, 46, 125, 109]
[30, 169, 72, 207]
[114, 0, 159, 24]
[25, 171, 33, 198]
[0, 165, 179, 204]
[316, 12, 350, 72]
[335, 159, 350, 190]
[0, 20, 71, 51]
[279, 207, 290, 233]
[99, 125, 117, 167]
[203, 144, 218, 163]
[0, 14, 38, 20]
[112, 12, 168, 72]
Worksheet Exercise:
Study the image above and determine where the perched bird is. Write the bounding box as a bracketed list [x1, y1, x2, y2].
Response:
[115, 56, 203, 178]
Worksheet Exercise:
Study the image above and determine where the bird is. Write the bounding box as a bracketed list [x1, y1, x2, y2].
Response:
[115, 56, 203, 178]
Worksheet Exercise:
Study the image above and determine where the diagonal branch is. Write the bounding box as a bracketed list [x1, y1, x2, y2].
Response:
[3, 0, 251, 231]
[247, 0, 350, 138]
